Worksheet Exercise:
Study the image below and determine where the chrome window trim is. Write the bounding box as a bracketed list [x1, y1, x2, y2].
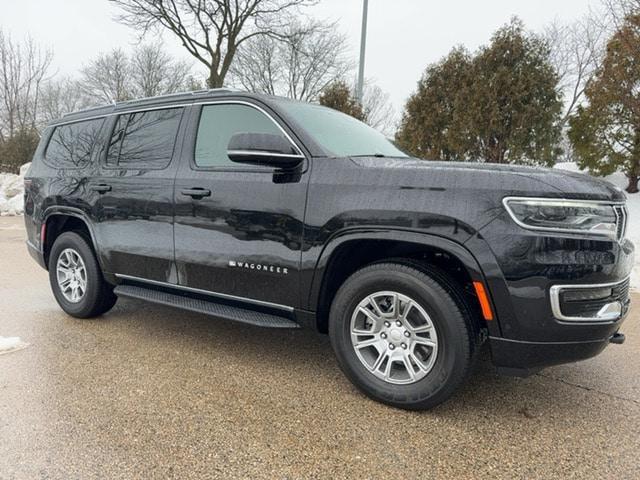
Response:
[50, 100, 305, 159]
[502, 196, 627, 241]
[114, 273, 295, 312]
[193, 100, 304, 159]
[549, 276, 630, 324]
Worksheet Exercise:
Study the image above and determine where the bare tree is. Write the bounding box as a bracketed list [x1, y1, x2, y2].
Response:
[230, 32, 279, 95]
[109, 0, 318, 88]
[79, 44, 195, 105]
[39, 77, 91, 124]
[602, 0, 640, 26]
[0, 30, 52, 140]
[545, 13, 608, 127]
[79, 48, 132, 103]
[130, 44, 193, 97]
[361, 82, 395, 135]
[231, 20, 352, 101]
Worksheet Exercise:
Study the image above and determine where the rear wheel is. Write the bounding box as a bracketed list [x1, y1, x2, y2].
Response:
[329, 262, 475, 410]
[48, 232, 117, 318]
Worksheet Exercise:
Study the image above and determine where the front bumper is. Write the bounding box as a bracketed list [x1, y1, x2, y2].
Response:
[490, 330, 625, 377]
[469, 216, 634, 374]
[486, 267, 632, 376]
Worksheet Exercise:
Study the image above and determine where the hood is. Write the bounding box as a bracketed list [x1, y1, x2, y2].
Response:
[350, 157, 626, 202]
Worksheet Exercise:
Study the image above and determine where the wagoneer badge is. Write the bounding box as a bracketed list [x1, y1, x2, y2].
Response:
[228, 260, 289, 275]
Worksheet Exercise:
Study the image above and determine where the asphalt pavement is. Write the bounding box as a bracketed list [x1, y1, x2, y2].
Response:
[0, 216, 638, 479]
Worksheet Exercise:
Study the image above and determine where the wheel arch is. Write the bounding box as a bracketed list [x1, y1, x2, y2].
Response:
[42, 207, 102, 270]
[308, 229, 499, 336]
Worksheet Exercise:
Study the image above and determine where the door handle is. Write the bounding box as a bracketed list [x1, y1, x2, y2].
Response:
[90, 184, 112, 193]
[181, 188, 211, 199]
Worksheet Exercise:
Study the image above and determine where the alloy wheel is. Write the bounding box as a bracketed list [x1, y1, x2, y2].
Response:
[350, 291, 438, 384]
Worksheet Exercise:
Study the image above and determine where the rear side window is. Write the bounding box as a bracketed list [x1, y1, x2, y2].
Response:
[45, 118, 104, 169]
[194, 104, 288, 168]
[106, 108, 183, 169]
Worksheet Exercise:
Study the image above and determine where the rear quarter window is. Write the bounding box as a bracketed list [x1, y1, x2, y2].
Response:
[44, 118, 105, 169]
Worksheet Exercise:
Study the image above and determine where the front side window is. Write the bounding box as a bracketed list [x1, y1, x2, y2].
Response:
[45, 118, 105, 168]
[194, 104, 290, 168]
[106, 108, 183, 169]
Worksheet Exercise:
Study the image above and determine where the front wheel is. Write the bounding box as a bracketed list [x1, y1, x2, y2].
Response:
[48, 231, 117, 318]
[329, 262, 476, 410]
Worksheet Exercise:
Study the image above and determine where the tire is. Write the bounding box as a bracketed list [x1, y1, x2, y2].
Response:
[48, 231, 117, 318]
[329, 262, 476, 410]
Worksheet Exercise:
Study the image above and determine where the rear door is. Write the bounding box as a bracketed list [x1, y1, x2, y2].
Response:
[173, 101, 310, 309]
[90, 106, 187, 283]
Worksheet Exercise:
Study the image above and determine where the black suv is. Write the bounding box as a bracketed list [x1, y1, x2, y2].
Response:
[24, 89, 633, 409]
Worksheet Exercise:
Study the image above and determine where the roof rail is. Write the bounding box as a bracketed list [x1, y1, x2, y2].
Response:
[118, 91, 191, 106]
[62, 103, 114, 118]
[61, 87, 246, 118]
[190, 87, 243, 96]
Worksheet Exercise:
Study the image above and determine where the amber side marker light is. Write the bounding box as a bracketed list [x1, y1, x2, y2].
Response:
[473, 281, 494, 321]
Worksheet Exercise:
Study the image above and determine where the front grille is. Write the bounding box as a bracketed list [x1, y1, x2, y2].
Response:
[614, 205, 628, 241]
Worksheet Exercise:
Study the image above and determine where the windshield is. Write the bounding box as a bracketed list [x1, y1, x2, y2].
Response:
[279, 102, 408, 158]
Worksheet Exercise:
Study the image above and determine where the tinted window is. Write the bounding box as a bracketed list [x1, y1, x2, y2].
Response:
[106, 108, 183, 169]
[195, 104, 288, 168]
[279, 102, 407, 158]
[45, 118, 104, 168]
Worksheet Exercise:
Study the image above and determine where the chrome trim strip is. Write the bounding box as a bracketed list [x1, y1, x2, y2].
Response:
[502, 196, 626, 241]
[227, 150, 305, 159]
[114, 273, 295, 312]
[549, 276, 630, 324]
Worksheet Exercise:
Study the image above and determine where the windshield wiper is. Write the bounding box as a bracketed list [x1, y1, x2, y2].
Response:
[351, 153, 387, 158]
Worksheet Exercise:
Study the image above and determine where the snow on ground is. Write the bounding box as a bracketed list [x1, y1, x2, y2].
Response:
[0, 163, 30, 216]
[555, 162, 639, 290]
[0, 336, 28, 355]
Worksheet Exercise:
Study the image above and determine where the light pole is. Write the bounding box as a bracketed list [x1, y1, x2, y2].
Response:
[356, 0, 369, 104]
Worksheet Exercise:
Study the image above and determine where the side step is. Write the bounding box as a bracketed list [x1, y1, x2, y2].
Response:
[114, 284, 300, 329]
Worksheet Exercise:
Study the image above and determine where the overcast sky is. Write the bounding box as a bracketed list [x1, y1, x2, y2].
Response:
[1, 0, 602, 115]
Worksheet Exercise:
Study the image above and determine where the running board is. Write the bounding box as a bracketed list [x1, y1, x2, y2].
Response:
[114, 284, 300, 329]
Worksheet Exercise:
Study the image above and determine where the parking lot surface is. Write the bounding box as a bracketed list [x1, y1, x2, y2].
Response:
[0, 216, 638, 479]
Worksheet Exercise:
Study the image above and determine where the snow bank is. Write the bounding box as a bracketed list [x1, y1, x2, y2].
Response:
[0, 336, 28, 355]
[0, 163, 30, 216]
[555, 162, 639, 290]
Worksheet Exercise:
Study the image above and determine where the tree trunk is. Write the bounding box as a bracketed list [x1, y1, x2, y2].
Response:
[207, 69, 224, 88]
[626, 174, 639, 193]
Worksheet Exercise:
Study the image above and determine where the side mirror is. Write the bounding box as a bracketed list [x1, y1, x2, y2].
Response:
[227, 133, 304, 169]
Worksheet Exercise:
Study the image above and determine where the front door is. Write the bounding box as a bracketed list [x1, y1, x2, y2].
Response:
[173, 101, 309, 308]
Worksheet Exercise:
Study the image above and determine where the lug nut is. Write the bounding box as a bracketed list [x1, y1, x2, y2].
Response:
[381, 332, 387, 339]
[396, 321, 402, 327]
[401, 343, 407, 349]
[389, 344, 395, 350]
[384, 321, 391, 327]
[404, 331, 410, 337]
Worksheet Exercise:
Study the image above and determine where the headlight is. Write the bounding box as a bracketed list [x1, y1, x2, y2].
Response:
[503, 197, 625, 240]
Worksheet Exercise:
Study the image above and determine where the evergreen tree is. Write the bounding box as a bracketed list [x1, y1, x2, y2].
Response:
[318, 81, 365, 121]
[395, 48, 472, 160]
[0, 128, 39, 173]
[568, 14, 640, 193]
[397, 19, 562, 166]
